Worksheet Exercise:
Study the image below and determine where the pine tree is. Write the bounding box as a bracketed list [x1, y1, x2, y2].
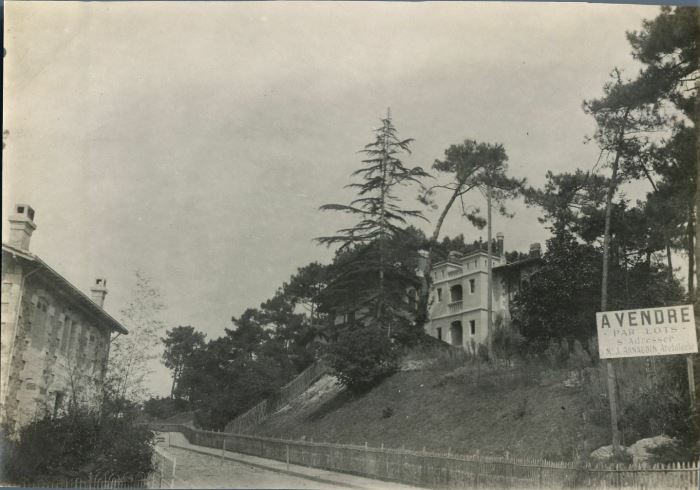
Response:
[317, 109, 429, 320]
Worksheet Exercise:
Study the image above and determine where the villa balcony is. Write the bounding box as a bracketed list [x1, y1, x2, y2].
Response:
[448, 301, 463, 313]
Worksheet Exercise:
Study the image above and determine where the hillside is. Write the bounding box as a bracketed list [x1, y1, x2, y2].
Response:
[246, 356, 611, 461]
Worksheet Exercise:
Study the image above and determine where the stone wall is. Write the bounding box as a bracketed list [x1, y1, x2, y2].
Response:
[1, 256, 112, 428]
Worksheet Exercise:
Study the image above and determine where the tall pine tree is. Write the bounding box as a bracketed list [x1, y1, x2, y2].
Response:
[317, 109, 429, 321]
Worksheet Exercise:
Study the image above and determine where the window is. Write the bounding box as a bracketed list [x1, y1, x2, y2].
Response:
[450, 284, 463, 302]
[37, 297, 48, 312]
[469, 279, 476, 294]
[437, 327, 442, 341]
[437, 288, 443, 302]
[470, 320, 476, 335]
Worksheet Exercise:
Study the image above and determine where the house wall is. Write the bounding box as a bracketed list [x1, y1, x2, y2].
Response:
[1, 256, 111, 429]
[425, 253, 507, 349]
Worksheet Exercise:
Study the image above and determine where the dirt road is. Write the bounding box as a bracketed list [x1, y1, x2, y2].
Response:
[158, 432, 425, 490]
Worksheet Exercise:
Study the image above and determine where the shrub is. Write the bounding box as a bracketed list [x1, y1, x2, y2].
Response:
[543, 338, 569, 369]
[0, 409, 154, 484]
[142, 396, 191, 421]
[492, 324, 525, 365]
[326, 319, 399, 392]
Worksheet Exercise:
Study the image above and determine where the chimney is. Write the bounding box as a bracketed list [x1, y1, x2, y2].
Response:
[529, 242, 542, 258]
[90, 278, 108, 308]
[496, 232, 504, 257]
[8, 204, 37, 251]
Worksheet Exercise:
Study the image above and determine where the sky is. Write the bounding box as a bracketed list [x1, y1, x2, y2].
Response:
[3, 1, 664, 395]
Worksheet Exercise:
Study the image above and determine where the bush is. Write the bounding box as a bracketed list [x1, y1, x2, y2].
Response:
[142, 396, 191, 421]
[326, 319, 399, 392]
[492, 324, 525, 365]
[543, 338, 569, 369]
[0, 409, 154, 484]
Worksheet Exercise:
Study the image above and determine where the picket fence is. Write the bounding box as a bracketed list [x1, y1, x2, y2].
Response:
[152, 423, 699, 489]
[14, 446, 177, 489]
[224, 360, 329, 433]
[21, 477, 151, 489]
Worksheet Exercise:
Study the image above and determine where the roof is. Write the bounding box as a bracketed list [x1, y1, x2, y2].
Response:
[2, 243, 128, 335]
[432, 249, 502, 269]
[493, 255, 544, 272]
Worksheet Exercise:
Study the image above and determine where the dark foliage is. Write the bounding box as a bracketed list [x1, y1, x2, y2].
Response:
[142, 396, 191, 421]
[0, 410, 154, 485]
[325, 319, 400, 392]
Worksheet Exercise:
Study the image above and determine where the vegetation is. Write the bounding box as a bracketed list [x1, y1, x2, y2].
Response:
[0, 408, 154, 485]
[107, 272, 166, 408]
[148, 6, 697, 460]
[162, 326, 207, 398]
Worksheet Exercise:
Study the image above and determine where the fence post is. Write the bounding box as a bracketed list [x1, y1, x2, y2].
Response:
[475, 450, 481, 489]
[221, 438, 225, 466]
[365, 442, 369, 476]
[171, 456, 177, 489]
[286, 444, 290, 471]
[538, 464, 543, 489]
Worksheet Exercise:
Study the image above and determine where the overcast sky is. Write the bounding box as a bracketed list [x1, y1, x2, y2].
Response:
[3, 1, 662, 395]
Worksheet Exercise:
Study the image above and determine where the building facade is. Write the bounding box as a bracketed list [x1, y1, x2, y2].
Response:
[1, 204, 127, 429]
[424, 234, 543, 349]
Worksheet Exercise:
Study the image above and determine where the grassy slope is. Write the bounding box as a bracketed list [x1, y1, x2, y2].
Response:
[249, 363, 610, 461]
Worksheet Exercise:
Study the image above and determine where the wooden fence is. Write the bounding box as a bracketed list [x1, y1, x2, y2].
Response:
[224, 359, 329, 433]
[151, 446, 177, 488]
[151, 423, 699, 489]
[15, 446, 177, 489]
[19, 478, 151, 488]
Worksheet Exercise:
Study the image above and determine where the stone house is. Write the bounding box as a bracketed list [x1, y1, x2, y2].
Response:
[424, 234, 543, 348]
[1, 204, 128, 429]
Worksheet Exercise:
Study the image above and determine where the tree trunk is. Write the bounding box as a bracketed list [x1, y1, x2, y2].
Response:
[696, 77, 700, 303]
[641, 167, 674, 281]
[688, 204, 695, 299]
[486, 185, 494, 358]
[378, 113, 389, 323]
[417, 179, 470, 324]
[601, 110, 629, 455]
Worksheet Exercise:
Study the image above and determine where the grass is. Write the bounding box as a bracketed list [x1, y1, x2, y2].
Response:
[249, 350, 611, 461]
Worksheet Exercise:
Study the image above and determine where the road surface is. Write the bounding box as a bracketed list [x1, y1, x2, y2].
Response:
[158, 432, 426, 490]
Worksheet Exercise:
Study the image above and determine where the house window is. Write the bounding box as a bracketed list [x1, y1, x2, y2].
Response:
[437, 288, 443, 302]
[470, 320, 476, 335]
[437, 327, 442, 341]
[469, 279, 476, 294]
[450, 284, 463, 302]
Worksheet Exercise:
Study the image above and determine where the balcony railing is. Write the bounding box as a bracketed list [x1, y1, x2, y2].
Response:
[448, 301, 463, 313]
